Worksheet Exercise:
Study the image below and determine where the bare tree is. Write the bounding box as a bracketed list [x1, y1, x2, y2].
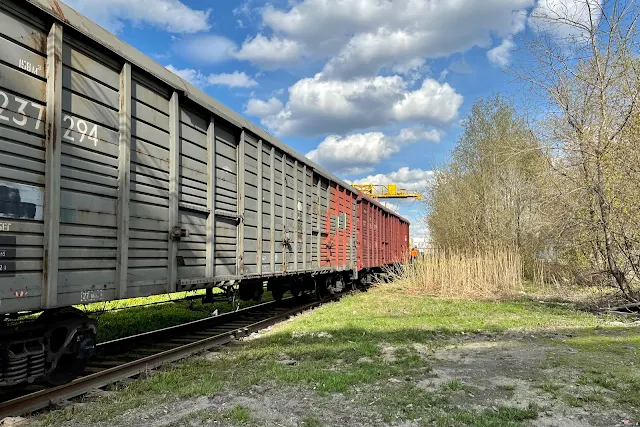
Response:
[512, 0, 640, 299]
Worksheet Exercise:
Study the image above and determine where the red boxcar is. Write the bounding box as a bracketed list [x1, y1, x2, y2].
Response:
[356, 194, 410, 274]
[321, 183, 358, 271]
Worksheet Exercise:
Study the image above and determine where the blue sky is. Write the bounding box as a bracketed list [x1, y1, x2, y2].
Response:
[62, 0, 594, 243]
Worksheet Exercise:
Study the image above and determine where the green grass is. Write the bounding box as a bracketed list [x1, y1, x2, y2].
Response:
[34, 285, 639, 426]
[91, 290, 273, 342]
[79, 289, 213, 312]
[541, 328, 640, 409]
[443, 379, 465, 391]
[280, 284, 604, 341]
[93, 302, 209, 342]
[302, 416, 323, 426]
[226, 404, 252, 424]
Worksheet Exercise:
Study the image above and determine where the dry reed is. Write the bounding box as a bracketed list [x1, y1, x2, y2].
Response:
[387, 248, 523, 299]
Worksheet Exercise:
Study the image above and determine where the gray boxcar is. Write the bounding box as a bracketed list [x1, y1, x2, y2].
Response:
[0, 0, 366, 387]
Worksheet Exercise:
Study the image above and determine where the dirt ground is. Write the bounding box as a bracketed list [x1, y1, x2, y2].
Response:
[18, 328, 637, 427]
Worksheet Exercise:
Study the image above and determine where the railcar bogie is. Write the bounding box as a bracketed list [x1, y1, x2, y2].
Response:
[1, 307, 96, 388]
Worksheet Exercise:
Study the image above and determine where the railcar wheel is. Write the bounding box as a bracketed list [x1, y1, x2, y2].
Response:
[253, 286, 265, 301]
[272, 285, 285, 302]
[314, 278, 328, 301]
[239, 283, 263, 302]
[38, 307, 97, 386]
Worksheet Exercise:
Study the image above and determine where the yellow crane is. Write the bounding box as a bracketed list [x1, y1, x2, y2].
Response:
[353, 184, 422, 200]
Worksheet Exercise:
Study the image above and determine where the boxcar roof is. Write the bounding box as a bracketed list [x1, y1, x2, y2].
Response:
[358, 193, 410, 224]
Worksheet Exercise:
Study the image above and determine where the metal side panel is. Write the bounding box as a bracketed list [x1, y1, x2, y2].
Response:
[127, 72, 171, 289]
[57, 32, 122, 301]
[242, 132, 258, 274]
[0, 5, 48, 310]
[213, 123, 239, 277]
[177, 105, 208, 280]
[268, 145, 275, 274]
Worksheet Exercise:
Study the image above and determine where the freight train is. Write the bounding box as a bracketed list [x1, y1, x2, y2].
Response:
[0, 0, 410, 388]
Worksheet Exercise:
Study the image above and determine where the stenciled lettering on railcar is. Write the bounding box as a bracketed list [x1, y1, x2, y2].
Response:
[0, 90, 44, 129]
[18, 59, 41, 76]
[80, 290, 104, 303]
[62, 114, 99, 146]
[0, 248, 16, 258]
[0, 223, 11, 232]
[0, 235, 16, 277]
[0, 91, 101, 146]
[0, 262, 16, 273]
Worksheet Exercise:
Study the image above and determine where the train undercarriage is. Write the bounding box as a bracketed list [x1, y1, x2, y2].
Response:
[0, 307, 97, 389]
[0, 271, 378, 390]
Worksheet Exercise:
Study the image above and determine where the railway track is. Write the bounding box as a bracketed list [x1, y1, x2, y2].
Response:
[0, 294, 338, 418]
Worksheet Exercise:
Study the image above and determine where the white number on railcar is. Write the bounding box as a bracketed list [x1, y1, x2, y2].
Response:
[0, 90, 45, 130]
[0, 92, 8, 122]
[62, 115, 99, 146]
[80, 290, 104, 302]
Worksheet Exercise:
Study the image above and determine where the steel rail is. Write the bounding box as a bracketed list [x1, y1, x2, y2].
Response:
[0, 298, 327, 418]
[96, 297, 293, 356]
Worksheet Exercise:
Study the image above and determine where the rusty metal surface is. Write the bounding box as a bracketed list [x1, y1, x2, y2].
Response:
[356, 194, 410, 270]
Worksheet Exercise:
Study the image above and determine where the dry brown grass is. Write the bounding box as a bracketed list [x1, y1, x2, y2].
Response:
[387, 248, 523, 299]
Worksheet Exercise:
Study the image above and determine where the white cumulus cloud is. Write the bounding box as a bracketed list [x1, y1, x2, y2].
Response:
[393, 79, 463, 123]
[207, 71, 257, 88]
[256, 75, 462, 137]
[396, 127, 442, 143]
[487, 38, 516, 67]
[245, 0, 535, 75]
[62, 0, 211, 34]
[165, 65, 257, 88]
[353, 167, 435, 193]
[232, 34, 304, 70]
[245, 98, 284, 117]
[306, 127, 441, 175]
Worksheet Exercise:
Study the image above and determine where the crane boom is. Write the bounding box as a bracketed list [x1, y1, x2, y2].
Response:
[353, 184, 422, 200]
